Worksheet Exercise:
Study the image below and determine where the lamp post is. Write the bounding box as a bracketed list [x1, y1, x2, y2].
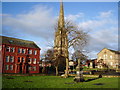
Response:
[74, 58, 84, 82]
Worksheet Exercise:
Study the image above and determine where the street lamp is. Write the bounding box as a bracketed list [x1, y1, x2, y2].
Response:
[74, 58, 84, 82]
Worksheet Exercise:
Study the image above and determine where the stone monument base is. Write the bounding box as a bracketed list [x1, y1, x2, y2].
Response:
[74, 74, 85, 82]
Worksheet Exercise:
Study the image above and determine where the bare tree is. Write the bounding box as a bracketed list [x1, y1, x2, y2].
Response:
[72, 50, 88, 62]
[42, 48, 65, 75]
[54, 19, 89, 51]
[43, 19, 89, 75]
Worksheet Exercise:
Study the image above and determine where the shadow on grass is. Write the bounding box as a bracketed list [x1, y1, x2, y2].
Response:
[6, 77, 15, 79]
[85, 77, 100, 82]
[65, 77, 101, 84]
[85, 74, 102, 82]
[24, 80, 33, 82]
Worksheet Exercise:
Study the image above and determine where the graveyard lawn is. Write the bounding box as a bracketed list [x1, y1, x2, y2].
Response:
[2, 76, 119, 88]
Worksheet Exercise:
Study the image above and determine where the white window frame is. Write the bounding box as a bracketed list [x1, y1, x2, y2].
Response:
[28, 58, 32, 64]
[6, 47, 10, 52]
[28, 66, 31, 71]
[10, 65, 13, 70]
[33, 66, 36, 71]
[33, 58, 36, 64]
[28, 50, 32, 54]
[22, 49, 26, 54]
[10, 47, 15, 52]
[5, 65, 9, 70]
[10, 56, 14, 62]
[18, 48, 22, 53]
[34, 50, 37, 55]
[110, 55, 112, 59]
[22, 57, 25, 63]
[111, 62, 113, 65]
[6, 56, 9, 62]
[103, 54, 107, 59]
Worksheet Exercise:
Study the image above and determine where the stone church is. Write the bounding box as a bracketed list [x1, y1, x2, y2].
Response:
[53, 2, 69, 76]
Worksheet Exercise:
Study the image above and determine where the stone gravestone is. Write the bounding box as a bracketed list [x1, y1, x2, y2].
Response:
[74, 59, 84, 82]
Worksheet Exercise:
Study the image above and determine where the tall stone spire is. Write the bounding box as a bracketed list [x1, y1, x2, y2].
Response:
[54, 1, 69, 77]
[58, 1, 64, 28]
[54, 1, 68, 58]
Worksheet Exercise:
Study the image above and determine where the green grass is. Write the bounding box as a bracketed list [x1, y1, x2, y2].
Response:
[2, 76, 119, 88]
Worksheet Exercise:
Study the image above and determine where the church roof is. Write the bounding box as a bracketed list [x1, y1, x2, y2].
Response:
[1, 36, 40, 49]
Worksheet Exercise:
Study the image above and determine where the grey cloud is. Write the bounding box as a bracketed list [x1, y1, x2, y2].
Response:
[2, 5, 56, 40]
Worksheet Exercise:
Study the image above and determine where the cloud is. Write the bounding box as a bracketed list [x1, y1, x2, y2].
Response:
[2, 4, 117, 59]
[99, 10, 113, 18]
[2, 5, 56, 40]
[0, 14, 11, 17]
[80, 11, 118, 58]
[66, 13, 84, 21]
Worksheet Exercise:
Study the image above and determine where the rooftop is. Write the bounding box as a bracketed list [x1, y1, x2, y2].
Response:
[1, 36, 40, 49]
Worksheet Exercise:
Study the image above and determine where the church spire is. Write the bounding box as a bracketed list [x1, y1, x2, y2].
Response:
[54, 0, 69, 77]
[58, 1, 64, 28]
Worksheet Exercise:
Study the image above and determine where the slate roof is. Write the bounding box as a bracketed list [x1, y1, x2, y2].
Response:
[98, 48, 120, 55]
[1, 36, 40, 49]
[108, 49, 120, 54]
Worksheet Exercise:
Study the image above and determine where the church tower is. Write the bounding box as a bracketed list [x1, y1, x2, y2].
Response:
[54, 2, 68, 60]
[54, 1, 69, 77]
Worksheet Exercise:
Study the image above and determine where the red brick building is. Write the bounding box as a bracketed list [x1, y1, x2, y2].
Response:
[1, 36, 40, 74]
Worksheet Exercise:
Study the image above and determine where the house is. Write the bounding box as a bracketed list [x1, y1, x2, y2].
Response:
[97, 48, 120, 69]
[85, 59, 97, 68]
[1, 36, 41, 74]
[69, 60, 76, 70]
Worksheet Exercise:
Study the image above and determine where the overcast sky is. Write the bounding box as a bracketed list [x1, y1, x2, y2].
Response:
[1, 2, 118, 59]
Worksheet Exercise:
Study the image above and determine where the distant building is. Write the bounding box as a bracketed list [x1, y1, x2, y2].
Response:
[97, 48, 120, 69]
[86, 59, 97, 68]
[1, 36, 41, 74]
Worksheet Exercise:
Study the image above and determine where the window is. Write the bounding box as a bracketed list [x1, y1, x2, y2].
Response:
[34, 50, 37, 55]
[18, 48, 22, 53]
[33, 66, 36, 71]
[5, 65, 9, 70]
[28, 58, 32, 64]
[103, 54, 107, 59]
[22, 49, 26, 54]
[10, 47, 15, 52]
[6, 47, 10, 52]
[6, 56, 9, 62]
[28, 50, 32, 54]
[111, 62, 113, 65]
[28, 66, 31, 71]
[18, 57, 21, 62]
[99, 57, 101, 60]
[33, 58, 36, 64]
[10, 65, 13, 70]
[21, 57, 25, 63]
[9, 40, 14, 43]
[10, 56, 14, 62]
[110, 55, 112, 59]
